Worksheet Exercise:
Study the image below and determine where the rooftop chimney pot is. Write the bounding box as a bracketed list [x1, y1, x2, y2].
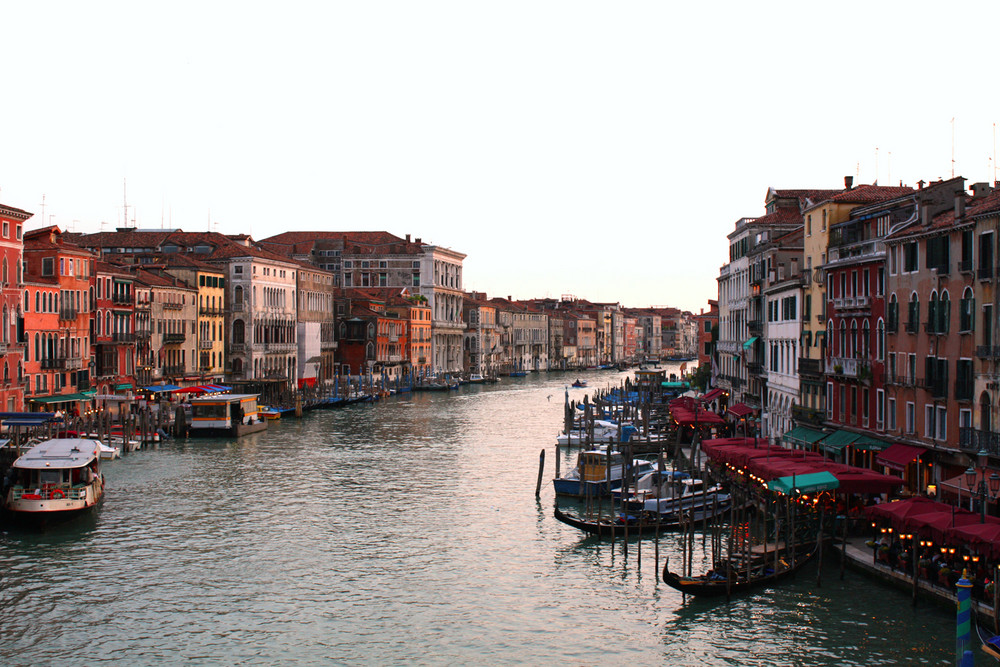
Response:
[844, 176, 853, 190]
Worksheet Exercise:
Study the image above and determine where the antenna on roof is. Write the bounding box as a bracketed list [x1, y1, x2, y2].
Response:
[951, 117, 956, 178]
[39, 194, 46, 228]
[123, 178, 130, 229]
[875, 147, 879, 185]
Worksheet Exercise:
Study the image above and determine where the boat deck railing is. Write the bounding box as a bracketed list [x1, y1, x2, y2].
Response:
[9, 484, 88, 501]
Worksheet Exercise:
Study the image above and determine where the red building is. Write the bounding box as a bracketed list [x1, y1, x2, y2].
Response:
[22, 226, 95, 413]
[0, 203, 29, 411]
[694, 299, 718, 369]
[93, 260, 137, 396]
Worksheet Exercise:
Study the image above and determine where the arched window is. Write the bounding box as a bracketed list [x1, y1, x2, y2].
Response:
[839, 321, 846, 357]
[939, 289, 950, 334]
[876, 318, 885, 361]
[850, 320, 859, 357]
[927, 290, 939, 334]
[232, 319, 245, 345]
[961, 287, 975, 332]
[35, 291, 40, 313]
[907, 293, 920, 333]
[861, 320, 870, 358]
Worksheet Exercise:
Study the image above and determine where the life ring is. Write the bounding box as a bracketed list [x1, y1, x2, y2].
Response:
[51, 489, 65, 500]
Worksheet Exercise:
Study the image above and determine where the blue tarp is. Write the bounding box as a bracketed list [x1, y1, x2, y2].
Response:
[144, 384, 181, 392]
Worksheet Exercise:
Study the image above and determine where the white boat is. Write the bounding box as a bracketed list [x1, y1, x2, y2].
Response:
[98, 442, 121, 460]
[4, 438, 105, 520]
[637, 477, 730, 518]
[557, 419, 629, 446]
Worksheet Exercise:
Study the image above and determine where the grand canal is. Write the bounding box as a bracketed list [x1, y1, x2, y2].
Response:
[0, 366, 987, 665]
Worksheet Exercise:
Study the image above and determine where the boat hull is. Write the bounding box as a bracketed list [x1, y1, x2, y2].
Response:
[661, 543, 818, 596]
[188, 419, 268, 438]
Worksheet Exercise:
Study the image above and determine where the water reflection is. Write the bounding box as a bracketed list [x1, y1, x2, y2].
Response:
[0, 368, 986, 665]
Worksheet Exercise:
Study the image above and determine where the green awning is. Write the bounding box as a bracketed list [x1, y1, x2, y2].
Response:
[114, 383, 133, 390]
[782, 426, 828, 447]
[818, 429, 860, 452]
[852, 434, 891, 452]
[29, 391, 95, 404]
[768, 471, 840, 495]
[742, 337, 758, 350]
[661, 381, 690, 389]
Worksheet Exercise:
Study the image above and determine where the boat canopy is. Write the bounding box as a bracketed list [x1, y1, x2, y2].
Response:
[13, 438, 101, 469]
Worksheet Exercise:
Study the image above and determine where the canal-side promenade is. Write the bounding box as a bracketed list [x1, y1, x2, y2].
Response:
[0, 369, 987, 666]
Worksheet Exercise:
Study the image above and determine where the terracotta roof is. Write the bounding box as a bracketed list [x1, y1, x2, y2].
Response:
[260, 231, 425, 257]
[829, 184, 914, 204]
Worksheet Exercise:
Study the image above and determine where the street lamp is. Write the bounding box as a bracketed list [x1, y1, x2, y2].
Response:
[964, 448, 1000, 523]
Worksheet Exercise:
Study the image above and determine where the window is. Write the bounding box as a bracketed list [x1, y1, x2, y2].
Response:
[826, 382, 833, 419]
[960, 287, 974, 332]
[876, 389, 885, 430]
[41, 257, 54, 276]
[907, 294, 919, 333]
[980, 232, 995, 278]
[905, 402, 915, 434]
[888, 397, 897, 431]
[937, 406, 947, 441]
[887, 294, 898, 333]
[904, 242, 919, 272]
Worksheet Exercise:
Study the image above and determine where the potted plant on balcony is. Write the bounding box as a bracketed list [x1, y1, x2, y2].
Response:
[833, 363, 843, 375]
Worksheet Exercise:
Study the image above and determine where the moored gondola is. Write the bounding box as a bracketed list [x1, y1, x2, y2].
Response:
[553, 499, 731, 538]
[661, 541, 817, 597]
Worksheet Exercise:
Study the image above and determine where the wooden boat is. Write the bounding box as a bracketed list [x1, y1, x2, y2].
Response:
[662, 541, 818, 597]
[572, 379, 588, 388]
[976, 619, 1000, 661]
[553, 495, 731, 537]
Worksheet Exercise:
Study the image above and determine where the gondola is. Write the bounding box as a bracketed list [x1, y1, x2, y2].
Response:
[661, 541, 818, 597]
[977, 618, 1000, 662]
[553, 501, 730, 538]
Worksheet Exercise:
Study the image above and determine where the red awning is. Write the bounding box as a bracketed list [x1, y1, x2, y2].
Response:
[701, 387, 725, 402]
[727, 403, 754, 418]
[875, 443, 927, 472]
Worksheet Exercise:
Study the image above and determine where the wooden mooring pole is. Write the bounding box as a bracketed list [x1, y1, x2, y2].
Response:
[535, 449, 545, 498]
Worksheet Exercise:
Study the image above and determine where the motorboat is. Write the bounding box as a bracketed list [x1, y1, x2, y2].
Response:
[4, 438, 105, 520]
[557, 419, 636, 446]
[572, 379, 588, 388]
[635, 477, 731, 520]
[553, 447, 656, 497]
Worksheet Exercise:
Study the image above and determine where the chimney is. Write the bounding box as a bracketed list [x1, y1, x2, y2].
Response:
[955, 193, 966, 218]
[844, 176, 853, 190]
[405, 234, 411, 242]
[972, 182, 994, 199]
[921, 205, 932, 226]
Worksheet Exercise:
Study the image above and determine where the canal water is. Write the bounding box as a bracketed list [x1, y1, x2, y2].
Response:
[0, 366, 987, 665]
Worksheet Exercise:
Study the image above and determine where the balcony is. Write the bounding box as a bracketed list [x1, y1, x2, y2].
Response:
[162, 364, 185, 376]
[163, 303, 183, 310]
[798, 357, 822, 378]
[747, 319, 762, 335]
[747, 362, 764, 375]
[135, 329, 152, 340]
[199, 340, 214, 349]
[979, 346, 1000, 359]
[263, 341, 296, 353]
[113, 332, 135, 343]
[199, 307, 223, 316]
[230, 343, 247, 354]
[791, 404, 826, 427]
[0, 343, 7, 355]
[41, 357, 66, 370]
[66, 358, 84, 370]
[58, 308, 78, 321]
[884, 371, 916, 387]
[960, 427, 1000, 455]
[163, 333, 186, 344]
[826, 357, 858, 377]
[112, 294, 132, 305]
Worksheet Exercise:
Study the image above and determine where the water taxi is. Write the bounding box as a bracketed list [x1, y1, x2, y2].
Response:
[4, 438, 105, 520]
[188, 394, 268, 437]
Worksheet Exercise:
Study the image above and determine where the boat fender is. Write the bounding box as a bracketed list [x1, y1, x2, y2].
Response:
[51, 489, 65, 499]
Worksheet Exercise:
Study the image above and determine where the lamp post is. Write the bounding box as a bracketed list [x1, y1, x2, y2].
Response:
[963, 447, 1000, 523]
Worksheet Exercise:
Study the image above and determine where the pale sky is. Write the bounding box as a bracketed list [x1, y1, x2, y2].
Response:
[3, 2, 999, 313]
